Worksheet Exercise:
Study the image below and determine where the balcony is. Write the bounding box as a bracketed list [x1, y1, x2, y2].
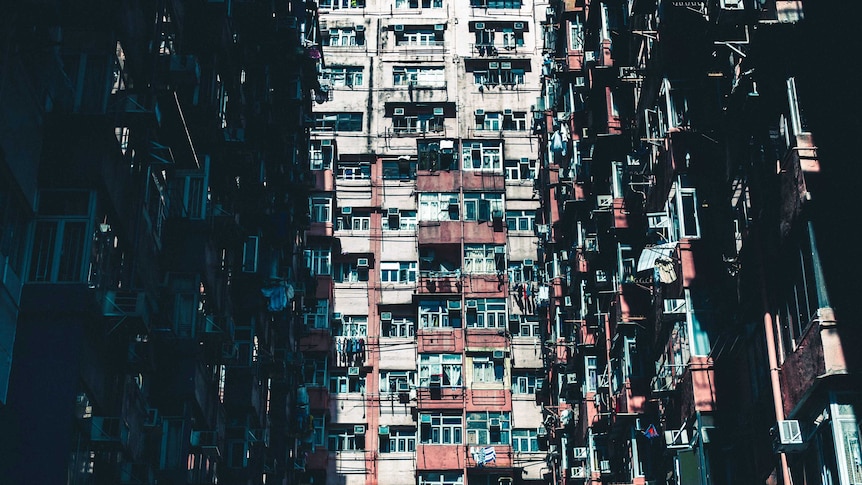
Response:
[101, 289, 153, 335]
[418, 270, 462, 294]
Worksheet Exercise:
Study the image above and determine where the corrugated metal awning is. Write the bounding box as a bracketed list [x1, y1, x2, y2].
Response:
[636, 242, 678, 273]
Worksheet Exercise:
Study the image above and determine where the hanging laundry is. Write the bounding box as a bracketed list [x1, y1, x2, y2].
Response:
[261, 283, 288, 312]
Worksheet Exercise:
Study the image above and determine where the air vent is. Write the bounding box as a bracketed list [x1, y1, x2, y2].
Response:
[381, 312, 393, 321]
[357, 258, 369, 268]
[348, 366, 360, 376]
[394, 107, 405, 116]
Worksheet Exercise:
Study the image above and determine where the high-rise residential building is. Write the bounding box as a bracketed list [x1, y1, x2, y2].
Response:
[0, 1, 324, 484]
[2, 1, 859, 485]
[304, 0, 548, 484]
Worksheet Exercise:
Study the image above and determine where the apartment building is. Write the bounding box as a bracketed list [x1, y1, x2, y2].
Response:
[534, 0, 862, 484]
[0, 1, 324, 484]
[303, 0, 551, 483]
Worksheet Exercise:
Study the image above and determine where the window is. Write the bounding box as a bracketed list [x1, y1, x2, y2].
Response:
[335, 316, 368, 337]
[462, 142, 503, 171]
[506, 210, 535, 232]
[393, 115, 444, 134]
[512, 429, 539, 452]
[585, 356, 598, 393]
[501, 28, 525, 48]
[466, 412, 510, 445]
[504, 158, 536, 180]
[419, 300, 462, 328]
[0, 179, 28, 283]
[314, 113, 363, 132]
[329, 374, 366, 393]
[466, 299, 507, 328]
[310, 197, 332, 223]
[327, 427, 365, 451]
[383, 160, 417, 180]
[336, 162, 371, 180]
[670, 176, 701, 239]
[470, 0, 521, 7]
[475, 29, 495, 46]
[418, 193, 460, 221]
[327, 28, 365, 47]
[514, 315, 540, 337]
[382, 210, 417, 231]
[381, 262, 418, 283]
[569, 18, 584, 50]
[476, 112, 501, 131]
[28, 190, 94, 283]
[395, 28, 444, 47]
[304, 249, 331, 276]
[395, 0, 442, 7]
[393, 66, 446, 87]
[512, 373, 541, 394]
[324, 66, 364, 87]
[463, 193, 503, 222]
[381, 428, 417, 453]
[418, 140, 458, 171]
[384, 315, 415, 337]
[472, 356, 504, 383]
[319, 0, 365, 9]
[508, 262, 536, 285]
[333, 262, 368, 283]
[419, 354, 463, 387]
[336, 211, 371, 231]
[419, 473, 464, 485]
[380, 370, 416, 393]
[310, 140, 335, 170]
[303, 357, 328, 387]
[464, 244, 505, 274]
[502, 112, 528, 130]
[419, 413, 463, 444]
[473, 63, 525, 86]
[303, 299, 330, 329]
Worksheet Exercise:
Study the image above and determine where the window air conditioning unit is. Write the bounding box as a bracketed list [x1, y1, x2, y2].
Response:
[449, 196, 460, 206]
[435, 24, 445, 31]
[341, 206, 353, 214]
[420, 414, 433, 424]
[354, 25, 366, 32]
[504, 108, 514, 116]
[465, 299, 479, 309]
[378, 425, 390, 435]
[397, 381, 410, 392]
[388, 207, 400, 215]
[508, 314, 520, 322]
[570, 466, 587, 479]
[564, 295, 573, 307]
[433, 107, 445, 116]
[585, 51, 598, 62]
[573, 447, 588, 459]
[501, 62, 511, 69]
[381, 312, 393, 321]
[348, 366, 360, 376]
[354, 425, 366, 435]
[777, 420, 803, 446]
[537, 426, 548, 437]
[393, 24, 404, 31]
[574, 76, 586, 87]
[321, 139, 333, 146]
[663, 299, 686, 314]
[522, 259, 534, 267]
[514, 22, 524, 30]
[560, 250, 569, 261]
[429, 374, 442, 386]
[720, 0, 744, 9]
[332, 312, 343, 321]
[489, 418, 501, 429]
[475, 109, 485, 116]
[447, 300, 462, 311]
[357, 258, 369, 268]
[584, 236, 598, 252]
[394, 107, 405, 116]
[475, 22, 485, 30]
[488, 62, 499, 69]
[596, 195, 613, 209]
[566, 374, 578, 384]
[492, 350, 506, 360]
